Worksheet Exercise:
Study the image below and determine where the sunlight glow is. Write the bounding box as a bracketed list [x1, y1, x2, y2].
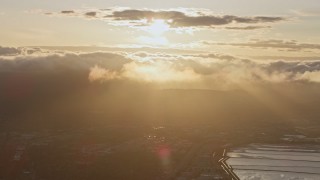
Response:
[138, 19, 171, 46]
[147, 19, 170, 36]
[123, 62, 199, 83]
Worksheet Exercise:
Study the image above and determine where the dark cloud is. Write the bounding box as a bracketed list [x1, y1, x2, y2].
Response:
[225, 26, 271, 30]
[0, 50, 131, 72]
[188, 53, 237, 61]
[253, 56, 320, 61]
[263, 60, 320, 74]
[85, 11, 97, 17]
[108, 10, 285, 28]
[214, 39, 320, 51]
[61, 10, 75, 14]
[49, 8, 286, 29]
[0, 46, 21, 56]
[109, 10, 185, 21]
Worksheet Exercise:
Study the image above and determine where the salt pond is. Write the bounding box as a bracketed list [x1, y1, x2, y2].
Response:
[227, 144, 320, 180]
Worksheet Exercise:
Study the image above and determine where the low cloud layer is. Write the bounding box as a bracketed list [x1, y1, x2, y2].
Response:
[1, 46, 320, 89]
[212, 39, 320, 52]
[44, 7, 286, 30]
[0, 47, 130, 72]
[0, 46, 21, 56]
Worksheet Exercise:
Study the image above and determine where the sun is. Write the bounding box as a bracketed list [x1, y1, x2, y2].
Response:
[147, 19, 170, 36]
[138, 19, 171, 46]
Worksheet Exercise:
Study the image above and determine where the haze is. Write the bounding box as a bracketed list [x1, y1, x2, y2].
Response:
[1, 1, 320, 180]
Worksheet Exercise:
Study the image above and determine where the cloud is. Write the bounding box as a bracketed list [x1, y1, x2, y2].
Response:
[225, 26, 271, 30]
[85, 11, 97, 17]
[252, 56, 320, 61]
[44, 7, 286, 30]
[89, 65, 120, 82]
[0, 46, 21, 56]
[0, 50, 131, 72]
[1, 46, 320, 88]
[292, 8, 320, 17]
[61, 10, 75, 14]
[123, 61, 200, 83]
[206, 39, 320, 51]
[86, 53, 320, 85]
[298, 71, 320, 82]
[108, 9, 285, 27]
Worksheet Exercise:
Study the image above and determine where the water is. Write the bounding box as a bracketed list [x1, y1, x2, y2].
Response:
[227, 144, 320, 180]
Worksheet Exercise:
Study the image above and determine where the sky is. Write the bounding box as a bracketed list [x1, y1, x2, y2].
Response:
[1, 0, 320, 89]
[1, 1, 320, 134]
[1, 1, 320, 47]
